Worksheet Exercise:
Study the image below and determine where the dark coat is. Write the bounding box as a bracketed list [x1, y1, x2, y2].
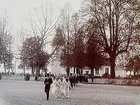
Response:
[69, 76, 74, 83]
[44, 78, 53, 92]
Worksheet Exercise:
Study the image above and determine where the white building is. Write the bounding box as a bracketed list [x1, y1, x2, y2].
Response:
[50, 57, 126, 77]
[69, 66, 126, 77]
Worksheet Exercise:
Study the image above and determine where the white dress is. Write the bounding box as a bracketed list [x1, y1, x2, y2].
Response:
[64, 80, 70, 98]
[55, 79, 61, 98]
[62, 79, 67, 97]
[51, 79, 57, 96]
[56, 78, 66, 98]
[59, 79, 65, 98]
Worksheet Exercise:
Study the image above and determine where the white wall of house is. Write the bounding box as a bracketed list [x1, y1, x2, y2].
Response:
[82, 66, 110, 76]
[50, 63, 127, 77]
[50, 52, 127, 77]
[83, 66, 126, 77]
[115, 66, 126, 77]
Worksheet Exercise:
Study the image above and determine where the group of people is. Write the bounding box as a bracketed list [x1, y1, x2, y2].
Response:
[51, 76, 70, 99]
[44, 73, 78, 101]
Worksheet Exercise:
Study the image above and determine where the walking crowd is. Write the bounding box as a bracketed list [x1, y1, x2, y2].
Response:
[44, 73, 79, 101]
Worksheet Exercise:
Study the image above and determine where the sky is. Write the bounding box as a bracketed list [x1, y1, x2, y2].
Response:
[0, 0, 82, 73]
[0, 0, 82, 54]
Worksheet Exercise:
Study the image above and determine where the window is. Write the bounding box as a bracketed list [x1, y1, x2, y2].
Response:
[105, 68, 109, 73]
[95, 69, 99, 75]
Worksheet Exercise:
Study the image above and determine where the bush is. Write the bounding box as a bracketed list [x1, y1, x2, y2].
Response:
[109, 80, 116, 84]
[93, 76, 101, 78]
[131, 75, 140, 79]
[121, 80, 127, 85]
[102, 73, 110, 78]
[24, 74, 30, 81]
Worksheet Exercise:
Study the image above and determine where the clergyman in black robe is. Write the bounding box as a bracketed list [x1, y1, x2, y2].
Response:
[44, 74, 53, 101]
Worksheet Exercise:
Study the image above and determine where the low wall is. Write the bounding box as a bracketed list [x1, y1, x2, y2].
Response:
[1, 76, 46, 82]
[2, 76, 34, 81]
[88, 78, 140, 86]
[1, 76, 140, 86]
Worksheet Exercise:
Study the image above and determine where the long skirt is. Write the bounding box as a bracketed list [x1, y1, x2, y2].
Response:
[55, 86, 61, 98]
[51, 84, 57, 96]
[64, 86, 69, 98]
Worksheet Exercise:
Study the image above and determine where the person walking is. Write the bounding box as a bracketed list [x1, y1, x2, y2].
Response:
[73, 74, 76, 87]
[59, 77, 65, 98]
[64, 78, 70, 98]
[55, 77, 61, 98]
[44, 74, 53, 101]
[51, 77, 57, 96]
[69, 74, 74, 88]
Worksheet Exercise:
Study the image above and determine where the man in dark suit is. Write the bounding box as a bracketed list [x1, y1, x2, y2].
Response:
[44, 74, 53, 101]
[73, 74, 76, 87]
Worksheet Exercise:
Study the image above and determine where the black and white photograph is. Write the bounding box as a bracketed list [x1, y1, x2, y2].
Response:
[0, 0, 140, 105]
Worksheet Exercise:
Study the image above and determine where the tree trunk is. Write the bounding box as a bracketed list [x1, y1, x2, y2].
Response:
[74, 67, 76, 74]
[36, 66, 40, 76]
[4, 63, 6, 75]
[23, 67, 25, 76]
[76, 67, 79, 75]
[31, 66, 35, 77]
[110, 56, 116, 79]
[66, 67, 70, 76]
[44, 69, 47, 77]
[90, 68, 94, 76]
[134, 70, 136, 76]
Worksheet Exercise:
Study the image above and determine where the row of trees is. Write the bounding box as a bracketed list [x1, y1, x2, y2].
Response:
[19, 0, 140, 78]
[58, 0, 140, 78]
[19, 36, 50, 76]
[82, 0, 140, 78]
[19, 5, 65, 76]
[59, 16, 108, 76]
[19, 28, 65, 76]
[0, 13, 13, 74]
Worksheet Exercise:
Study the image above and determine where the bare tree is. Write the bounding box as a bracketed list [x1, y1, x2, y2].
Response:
[82, 0, 140, 78]
[70, 13, 84, 74]
[20, 3, 61, 76]
[60, 4, 86, 75]
[59, 2, 73, 75]
[0, 11, 13, 75]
